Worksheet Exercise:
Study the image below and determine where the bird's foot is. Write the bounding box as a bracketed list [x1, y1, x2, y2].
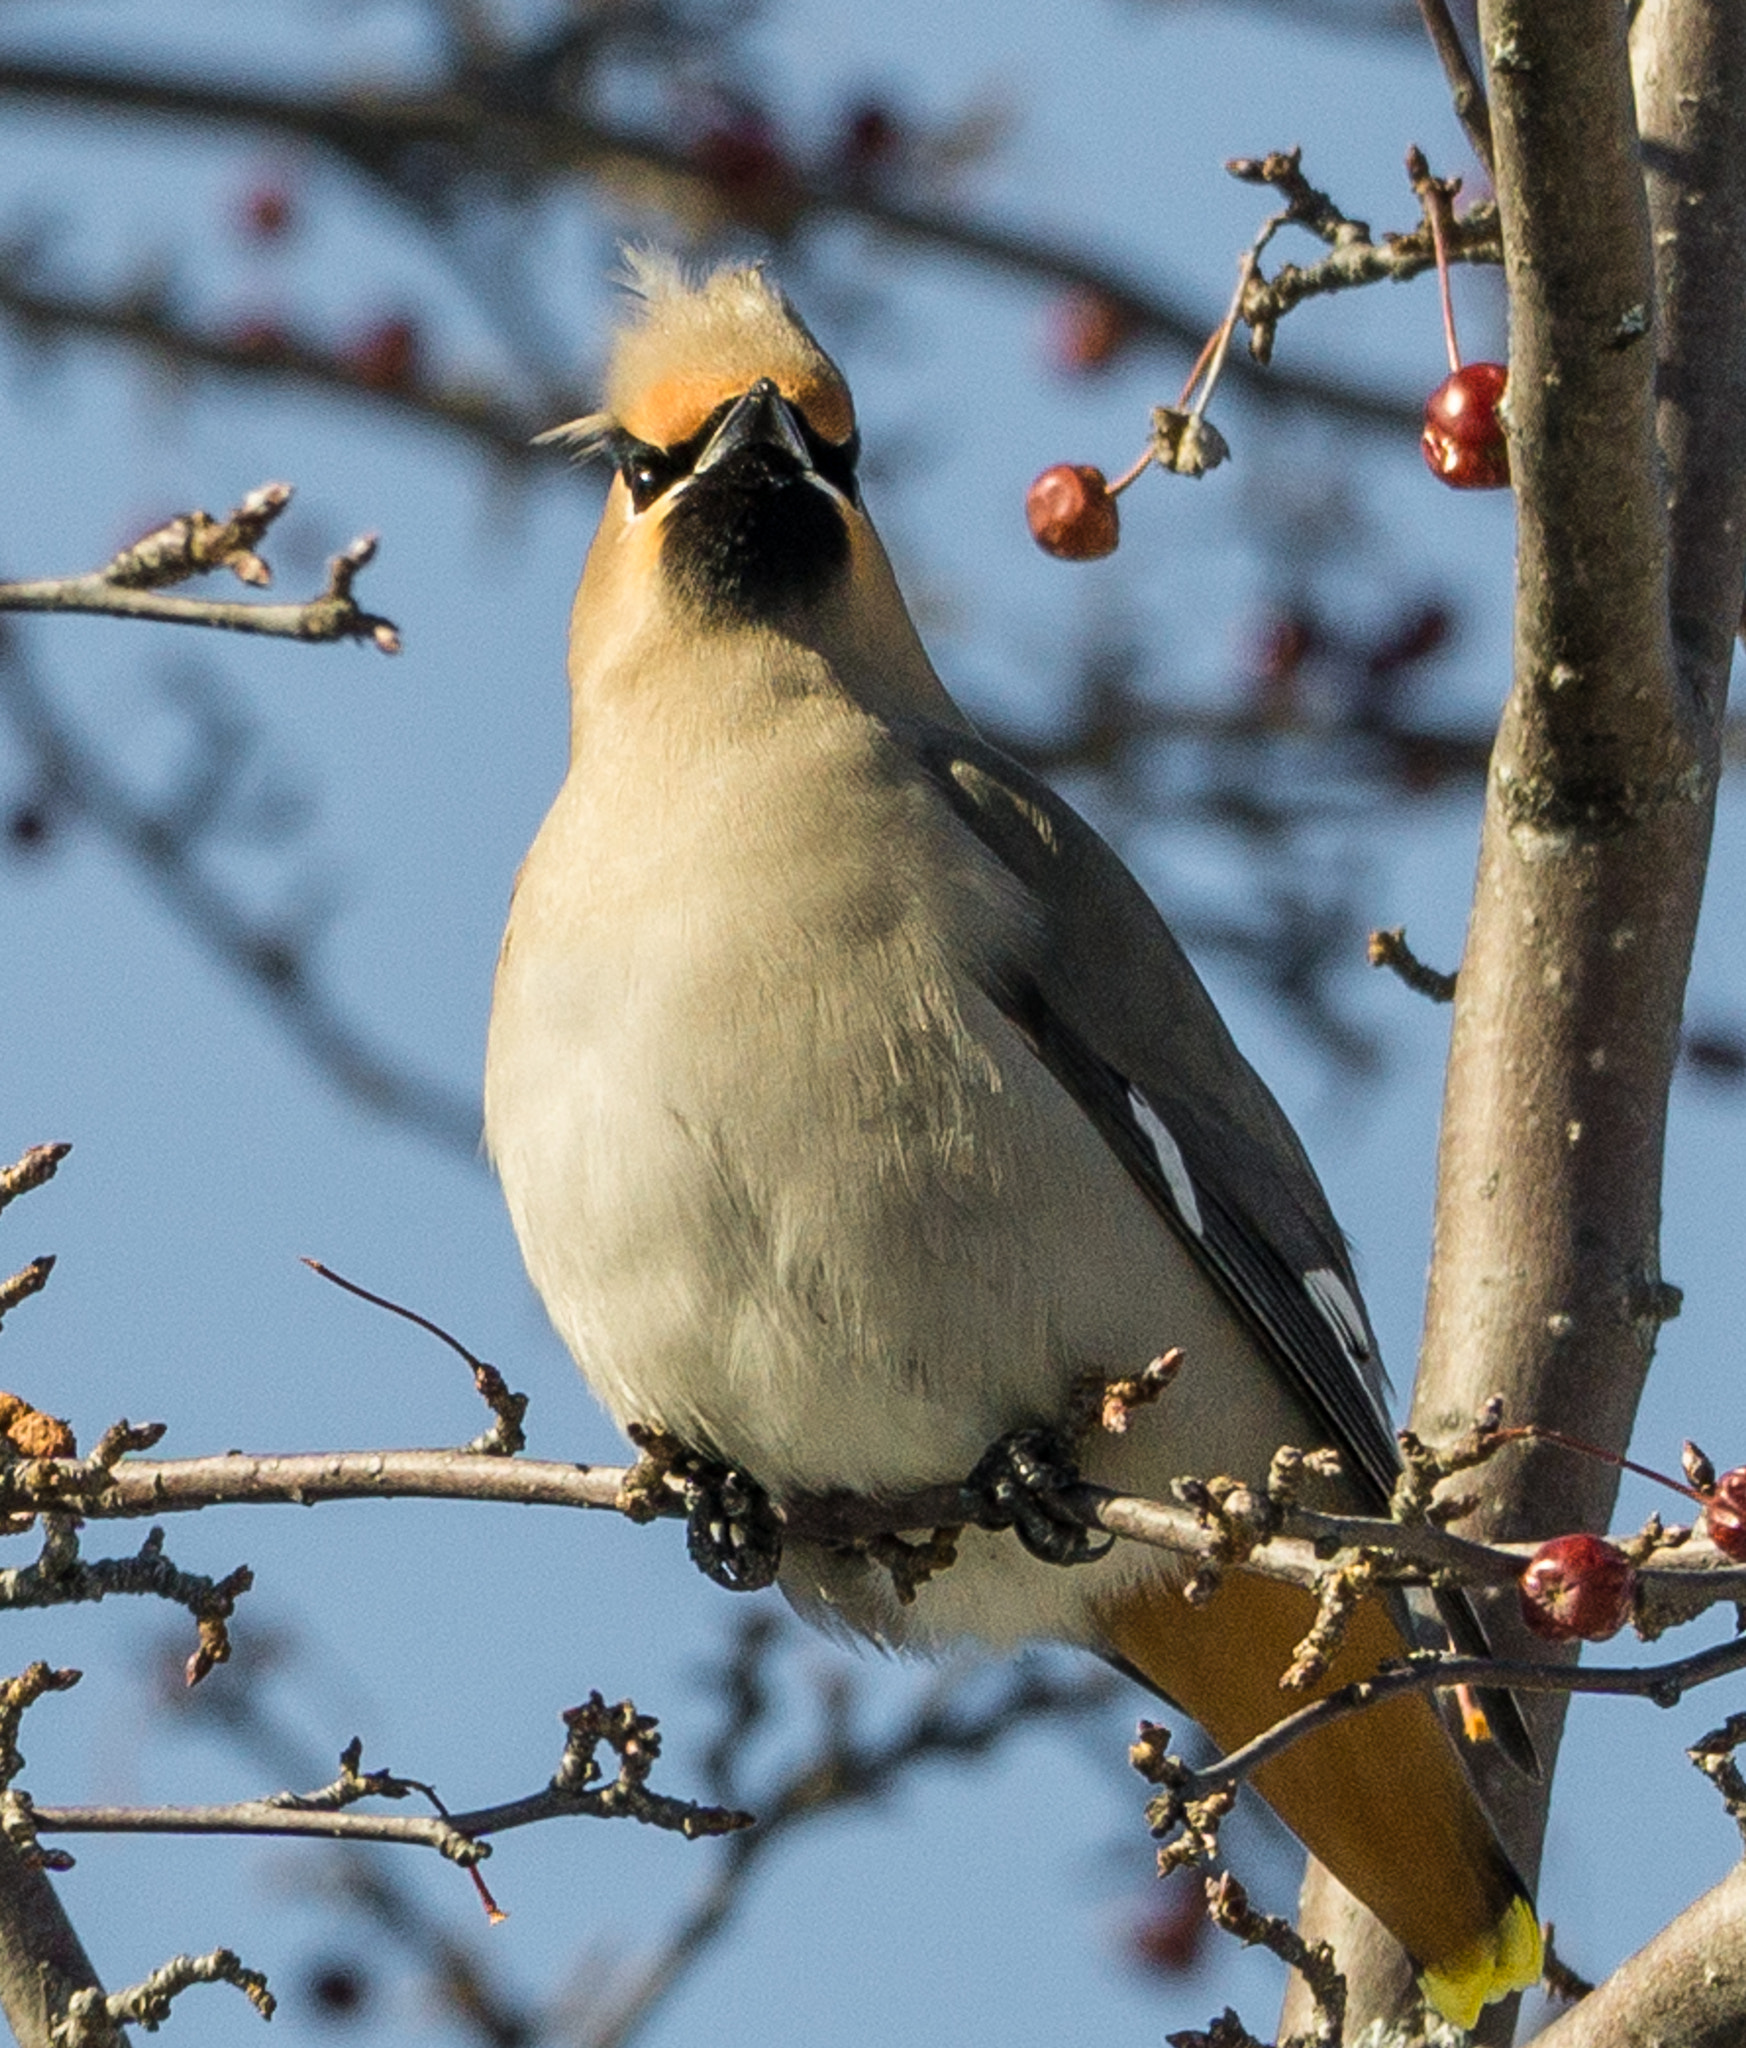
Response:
[964, 1428, 1113, 1566]
[620, 1425, 783, 1591]
[683, 1460, 784, 1591]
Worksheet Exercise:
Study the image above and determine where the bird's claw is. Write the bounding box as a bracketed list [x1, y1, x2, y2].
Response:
[682, 1461, 784, 1591]
[964, 1428, 1113, 1566]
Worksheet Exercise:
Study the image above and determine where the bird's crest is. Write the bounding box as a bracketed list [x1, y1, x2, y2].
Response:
[540, 251, 855, 458]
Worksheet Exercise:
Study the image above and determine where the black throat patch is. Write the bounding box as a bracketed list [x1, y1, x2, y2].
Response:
[660, 445, 850, 624]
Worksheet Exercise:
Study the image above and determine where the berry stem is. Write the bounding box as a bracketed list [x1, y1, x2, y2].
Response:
[1407, 143, 1464, 375]
[1105, 448, 1154, 497]
[1493, 1422, 1702, 1504]
[1175, 327, 1223, 413]
[1177, 249, 1257, 417]
[1428, 197, 1462, 375]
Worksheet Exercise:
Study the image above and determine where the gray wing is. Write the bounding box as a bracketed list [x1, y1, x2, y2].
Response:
[895, 716, 1399, 1503]
[895, 719, 1539, 1774]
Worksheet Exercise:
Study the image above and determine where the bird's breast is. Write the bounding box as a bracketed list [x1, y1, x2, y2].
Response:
[485, 695, 1178, 1498]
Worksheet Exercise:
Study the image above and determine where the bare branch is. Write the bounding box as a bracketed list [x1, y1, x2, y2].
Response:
[1166, 1872, 1345, 2048]
[1140, 1628, 1746, 1887]
[0, 1835, 111, 2048]
[1367, 925, 1456, 1002]
[51, 1948, 272, 2046]
[0, 1262, 52, 1333]
[0, 1666, 108, 2046]
[0, 1523, 251, 1688]
[573, 1656, 1114, 2048]
[32, 1704, 750, 1859]
[0, 493, 400, 653]
[4, 1433, 1743, 1642]
[0, 57, 1429, 431]
[1414, 0, 1495, 176]
[0, 260, 545, 468]
[1686, 1711, 1746, 1848]
[1226, 147, 1500, 364]
[0, 1149, 69, 1218]
[301, 1261, 527, 1455]
[1521, 1864, 1746, 2048]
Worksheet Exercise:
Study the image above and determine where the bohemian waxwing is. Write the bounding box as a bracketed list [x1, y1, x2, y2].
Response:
[483, 254, 1541, 2029]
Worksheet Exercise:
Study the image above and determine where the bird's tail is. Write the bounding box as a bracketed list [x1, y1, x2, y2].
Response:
[1097, 1570, 1542, 2030]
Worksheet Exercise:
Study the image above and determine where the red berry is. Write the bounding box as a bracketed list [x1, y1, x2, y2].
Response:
[344, 317, 420, 392]
[1518, 1533, 1636, 1642]
[1049, 289, 1133, 375]
[1252, 612, 1317, 720]
[227, 318, 293, 362]
[841, 100, 902, 173]
[1704, 1467, 1746, 1560]
[693, 117, 789, 198]
[1026, 464, 1120, 560]
[1128, 1877, 1208, 1976]
[1422, 361, 1510, 489]
[240, 184, 294, 243]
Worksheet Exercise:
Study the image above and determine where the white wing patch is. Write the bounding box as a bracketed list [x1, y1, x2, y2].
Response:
[1304, 1265, 1371, 1365]
[1127, 1088, 1203, 1237]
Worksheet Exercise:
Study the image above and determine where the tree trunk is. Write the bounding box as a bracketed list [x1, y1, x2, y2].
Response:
[1284, 0, 1746, 2035]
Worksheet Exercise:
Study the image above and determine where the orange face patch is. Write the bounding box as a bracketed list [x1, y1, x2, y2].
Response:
[786, 370, 854, 446]
[621, 367, 854, 451]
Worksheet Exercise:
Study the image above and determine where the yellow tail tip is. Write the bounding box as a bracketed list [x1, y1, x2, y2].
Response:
[1419, 1894, 1543, 2031]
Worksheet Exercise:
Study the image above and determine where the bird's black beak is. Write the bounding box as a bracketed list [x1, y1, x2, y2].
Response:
[695, 378, 814, 477]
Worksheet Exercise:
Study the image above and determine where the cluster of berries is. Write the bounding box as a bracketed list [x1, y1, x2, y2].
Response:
[1025, 152, 1509, 562]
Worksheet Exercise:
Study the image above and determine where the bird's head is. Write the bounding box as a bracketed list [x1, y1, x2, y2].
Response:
[545, 253, 862, 624]
[544, 254, 961, 725]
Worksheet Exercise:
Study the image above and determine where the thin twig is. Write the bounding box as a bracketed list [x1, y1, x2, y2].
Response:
[1227, 147, 1501, 365]
[302, 1261, 528, 1454]
[0, 1522, 251, 1688]
[1203, 1871, 1344, 2048]
[53, 1949, 273, 2046]
[0, 262, 547, 467]
[1407, 144, 1466, 374]
[0, 1260, 53, 1332]
[34, 1701, 750, 1858]
[1414, 0, 1495, 179]
[1367, 925, 1457, 1001]
[1154, 1629, 1746, 1826]
[575, 1657, 1114, 2048]
[0, 1147, 69, 1217]
[0, 509, 399, 653]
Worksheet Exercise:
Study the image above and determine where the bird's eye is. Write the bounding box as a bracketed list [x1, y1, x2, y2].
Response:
[620, 442, 682, 512]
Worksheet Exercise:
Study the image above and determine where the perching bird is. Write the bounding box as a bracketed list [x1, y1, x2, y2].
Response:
[484, 254, 1541, 2029]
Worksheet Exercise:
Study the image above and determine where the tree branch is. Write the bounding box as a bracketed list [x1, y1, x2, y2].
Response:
[0, 1839, 112, 2048]
[1292, 0, 1723, 2029]
[0, 261, 547, 467]
[6, 1439, 1740, 1631]
[53, 1949, 270, 2047]
[1415, 0, 1495, 176]
[0, 56, 1431, 431]
[32, 1702, 750, 1860]
[0, 490, 400, 651]
[1521, 1862, 1746, 2048]
[1632, 0, 1746, 731]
